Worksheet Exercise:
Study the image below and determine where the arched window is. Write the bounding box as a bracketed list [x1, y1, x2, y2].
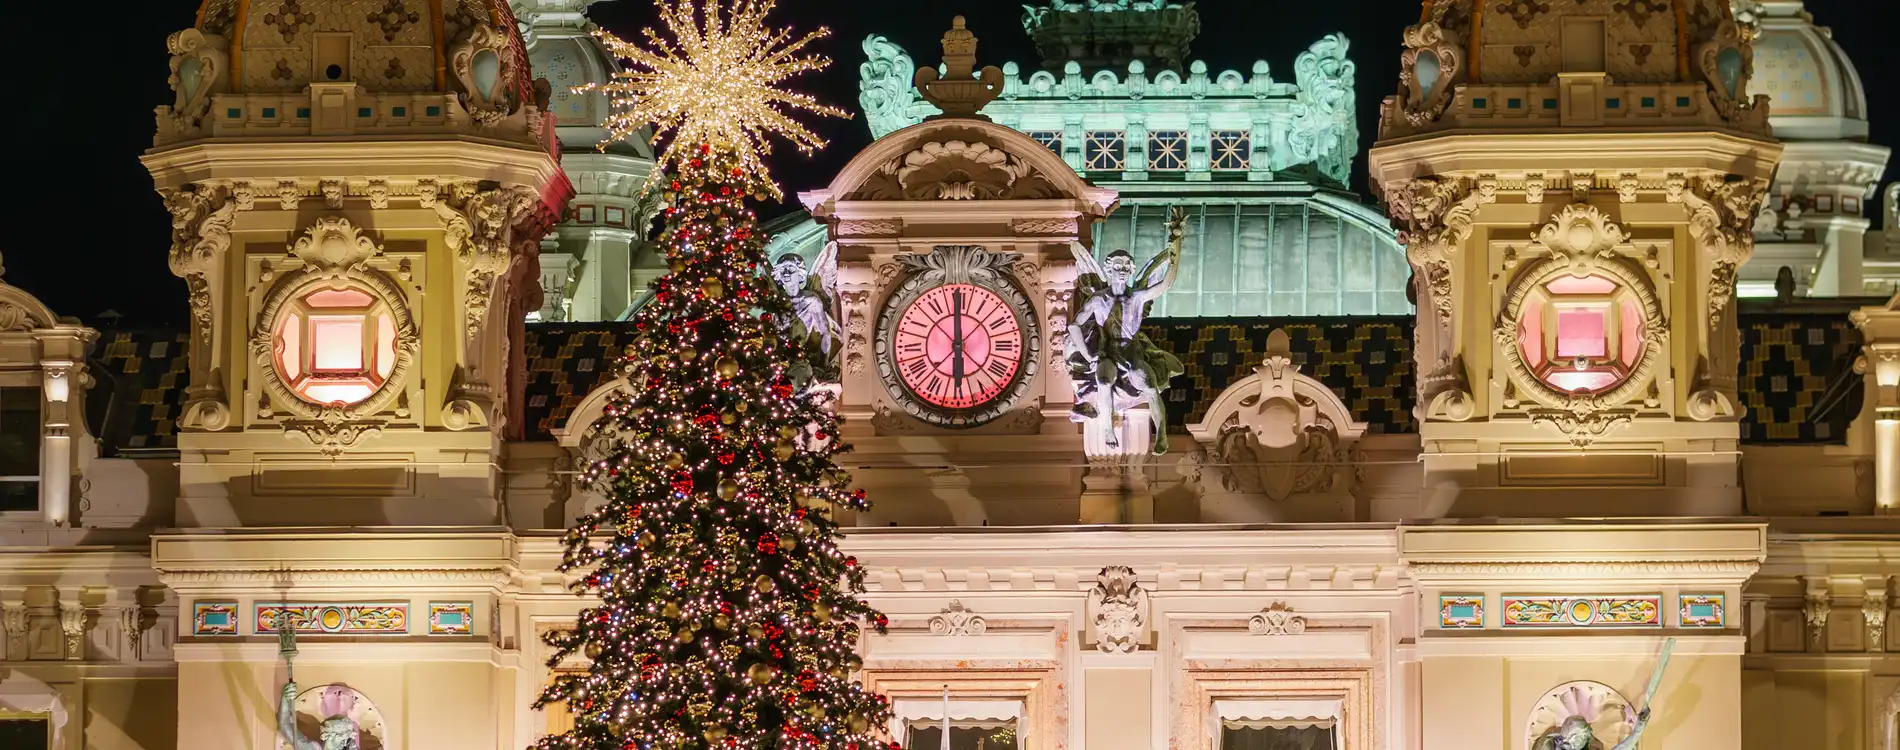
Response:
[272, 286, 399, 406]
[1516, 273, 1646, 394]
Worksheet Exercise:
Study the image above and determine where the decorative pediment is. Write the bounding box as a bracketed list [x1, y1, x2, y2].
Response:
[0, 253, 58, 333]
[800, 119, 1115, 215]
[1184, 329, 1369, 503]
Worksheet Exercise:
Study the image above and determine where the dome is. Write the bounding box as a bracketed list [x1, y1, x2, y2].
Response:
[1738, 0, 1869, 140]
[190, 0, 534, 99]
[1467, 0, 1726, 85]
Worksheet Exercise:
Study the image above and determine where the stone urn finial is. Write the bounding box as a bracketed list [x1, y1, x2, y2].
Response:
[915, 16, 1004, 120]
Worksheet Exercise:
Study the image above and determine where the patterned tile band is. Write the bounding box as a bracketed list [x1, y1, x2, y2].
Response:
[428, 602, 474, 635]
[1679, 594, 1726, 628]
[1439, 595, 1485, 629]
[256, 603, 409, 635]
[1502, 596, 1662, 628]
[193, 601, 239, 635]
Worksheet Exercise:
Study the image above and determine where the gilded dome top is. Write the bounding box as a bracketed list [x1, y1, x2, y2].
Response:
[189, 0, 531, 97]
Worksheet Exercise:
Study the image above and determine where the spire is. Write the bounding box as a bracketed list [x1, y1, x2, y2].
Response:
[1021, 0, 1201, 73]
[914, 17, 1003, 121]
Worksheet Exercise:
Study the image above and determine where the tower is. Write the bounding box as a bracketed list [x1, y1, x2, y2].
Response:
[1369, 0, 1782, 517]
[513, 0, 659, 321]
[145, 0, 572, 527]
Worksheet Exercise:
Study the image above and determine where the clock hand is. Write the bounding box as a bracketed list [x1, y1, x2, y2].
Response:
[952, 289, 965, 395]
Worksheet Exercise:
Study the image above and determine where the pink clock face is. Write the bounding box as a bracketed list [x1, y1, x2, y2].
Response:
[892, 284, 1025, 410]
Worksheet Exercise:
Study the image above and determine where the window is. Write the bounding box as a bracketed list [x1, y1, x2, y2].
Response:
[1221, 722, 1336, 750]
[1516, 273, 1646, 393]
[0, 387, 40, 512]
[1212, 130, 1251, 171]
[906, 720, 1019, 749]
[272, 287, 400, 406]
[1084, 131, 1125, 171]
[1025, 130, 1063, 154]
[1213, 699, 1341, 750]
[0, 715, 49, 750]
[1148, 130, 1187, 171]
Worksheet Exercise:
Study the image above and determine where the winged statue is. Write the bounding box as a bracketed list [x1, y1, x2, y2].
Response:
[1065, 206, 1190, 454]
[773, 241, 843, 388]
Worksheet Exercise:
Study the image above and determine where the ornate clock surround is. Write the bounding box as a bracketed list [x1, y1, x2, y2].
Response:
[875, 245, 1043, 428]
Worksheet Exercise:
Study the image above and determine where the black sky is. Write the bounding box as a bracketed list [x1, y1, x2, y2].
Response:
[7, 0, 1895, 325]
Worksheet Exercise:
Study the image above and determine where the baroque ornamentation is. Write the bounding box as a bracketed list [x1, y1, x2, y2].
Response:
[837, 219, 902, 236]
[59, 602, 87, 659]
[859, 35, 919, 140]
[249, 217, 421, 454]
[1493, 205, 1667, 446]
[1804, 588, 1831, 650]
[1088, 565, 1149, 653]
[163, 183, 238, 431]
[1385, 175, 1495, 421]
[1010, 218, 1077, 236]
[450, 25, 521, 126]
[774, 242, 843, 389]
[1288, 34, 1357, 186]
[928, 600, 987, 636]
[914, 16, 1004, 120]
[1865, 584, 1888, 652]
[1695, 18, 1772, 130]
[1526, 682, 1642, 750]
[1248, 602, 1306, 635]
[839, 290, 873, 376]
[1398, 0, 1469, 127]
[433, 182, 547, 428]
[1186, 329, 1366, 502]
[855, 139, 1061, 202]
[1666, 173, 1765, 332]
[160, 28, 230, 137]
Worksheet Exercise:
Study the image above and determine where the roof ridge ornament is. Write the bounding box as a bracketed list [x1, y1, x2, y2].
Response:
[914, 16, 1004, 121]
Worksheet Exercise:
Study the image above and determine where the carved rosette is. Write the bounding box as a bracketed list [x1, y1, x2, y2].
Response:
[250, 218, 421, 454]
[1248, 603, 1306, 636]
[1385, 174, 1495, 421]
[163, 182, 238, 431]
[1493, 205, 1668, 446]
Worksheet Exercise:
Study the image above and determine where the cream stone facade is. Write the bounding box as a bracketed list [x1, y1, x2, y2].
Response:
[1, 1, 1898, 749]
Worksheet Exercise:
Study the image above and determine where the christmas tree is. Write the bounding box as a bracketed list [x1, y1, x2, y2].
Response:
[534, 1, 894, 748]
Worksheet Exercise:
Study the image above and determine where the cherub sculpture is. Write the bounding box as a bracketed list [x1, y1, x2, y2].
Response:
[1065, 206, 1190, 454]
[773, 241, 842, 387]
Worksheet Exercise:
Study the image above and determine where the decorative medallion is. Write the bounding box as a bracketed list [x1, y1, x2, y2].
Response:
[193, 601, 239, 635]
[1679, 594, 1726, 628]
[875, 246, 1042, 428]
[257, 603, 409, 635]
[1502, 596, 1661, 628]
[1526, 682, 1639, 750]
[1248, 602, 1307, 636]
[428, 602, 474, 635]
[928, 600, 987, 636]
[1440, 595, 1485, 629]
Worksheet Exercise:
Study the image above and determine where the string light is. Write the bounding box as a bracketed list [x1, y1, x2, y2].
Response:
[583, 0, 849, 197]
[536, 2, 892, 748]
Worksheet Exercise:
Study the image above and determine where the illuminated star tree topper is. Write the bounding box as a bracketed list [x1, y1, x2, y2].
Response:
[586, 0, 849, 197]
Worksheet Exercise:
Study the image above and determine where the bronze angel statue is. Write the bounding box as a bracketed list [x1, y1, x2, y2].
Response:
[1066, 206, 1190, 454]
[773, 241, 843, 388]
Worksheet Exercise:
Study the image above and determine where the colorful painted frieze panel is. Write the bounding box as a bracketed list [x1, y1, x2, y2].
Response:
[1439, 595, 1485, 629]
[428, 602, 474, 635]
[1502, 596, 1662, 628]
[257, 603, 409, 635]
[1679, 594, 1726, 628]
[193, 601, 238, 635]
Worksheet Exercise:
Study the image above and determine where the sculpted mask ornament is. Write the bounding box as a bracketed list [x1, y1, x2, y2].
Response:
[774, 242, 843, 388]
[1067, 207, 1189, 454]
[1088, 566, 1149, 653]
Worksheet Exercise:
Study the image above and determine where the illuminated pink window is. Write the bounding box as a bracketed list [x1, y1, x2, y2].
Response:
[1518, 273, 1646, 394]
[272, 286, 399, 406]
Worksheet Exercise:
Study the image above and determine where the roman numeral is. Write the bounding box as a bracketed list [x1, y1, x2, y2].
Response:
[994, 339, 1016, 351]
[986, 359, 1011, 378]
[904, 359, 930, 379]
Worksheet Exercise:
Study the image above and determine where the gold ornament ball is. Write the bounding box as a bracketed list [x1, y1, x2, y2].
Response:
[712, 613, 731, 631]
[665, 453, 685, 469]
[661, 602, 681, 619]
[704, 727, 727, 742]
[773, 440, 796, 459]
[755, 575, 775, 593]
[848, 716, 869, 733]
[668, 258, 685, 274]
[735, 401, 749, 413]
[679, 346, 698, 362]
[717, 479, 739, 501]
[778, 425, 800, 440]
[747, 623, 766, 639]
[637, 532, 657, 548]
[813, 604, 832, 623]
[701, 278, 725, 299]
[677, 627, 695, 643]
[779, 535, 797, 552]
[584, 641, 604, 660]
[716, 356, 740, 378]
[747, 663, 777, 685]
[720, 411, 737, 425]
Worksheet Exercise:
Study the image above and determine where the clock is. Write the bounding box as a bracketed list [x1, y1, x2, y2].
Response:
[876, 247, 1041, 427]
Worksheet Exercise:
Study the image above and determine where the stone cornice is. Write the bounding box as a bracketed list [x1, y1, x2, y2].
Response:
[141, 139, 567, 191]
[1368, 131, 1783, 188]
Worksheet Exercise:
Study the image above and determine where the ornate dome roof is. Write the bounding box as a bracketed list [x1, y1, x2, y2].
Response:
[189, 0, 533, 99]
[1466, 0, 1724, 85]
[1737, 0, 1868, 140]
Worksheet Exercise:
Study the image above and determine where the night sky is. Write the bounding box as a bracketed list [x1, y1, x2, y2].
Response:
[8, 0, 1894, 325]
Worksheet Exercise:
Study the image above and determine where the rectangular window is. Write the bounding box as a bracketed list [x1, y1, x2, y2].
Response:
[1220, 723, 1335, 750]
[1211, 130, 1250, 171]
[0, 717, 50, 750]
[906, 721, 1019, 750]
[0, 387, 41, 513]
[1147, 130, 1187, 171]
[311, 317, 367, 372]
[1025, 130, 1063, 154]
[1084, 131, 1125, 171]
[1556, 309, 1608, 358]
